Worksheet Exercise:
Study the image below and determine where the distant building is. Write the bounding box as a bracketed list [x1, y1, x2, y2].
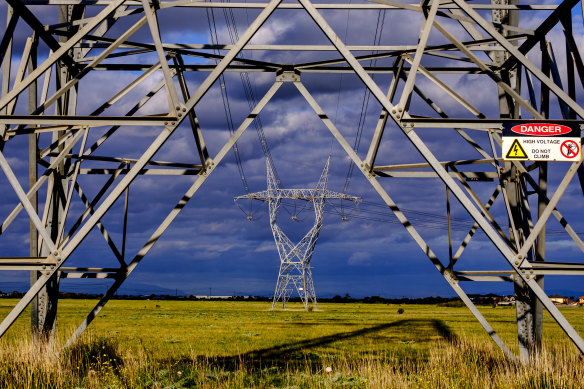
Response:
[190, 295, 249, 300]
[550, 294, 569, 305]
[496, 296, 515, 306]
[578, 296, 584, 305]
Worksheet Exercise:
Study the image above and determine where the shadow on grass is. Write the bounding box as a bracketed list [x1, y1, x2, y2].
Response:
[431, 318, 459, 343]
[167, 319, 459, 371]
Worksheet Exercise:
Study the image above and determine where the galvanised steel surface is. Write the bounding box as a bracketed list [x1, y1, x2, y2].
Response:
[0, 0, 582, 362]
[235, 157, 360, 310]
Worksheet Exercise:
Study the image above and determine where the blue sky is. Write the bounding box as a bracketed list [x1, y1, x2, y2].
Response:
[0, 0, 583, 299]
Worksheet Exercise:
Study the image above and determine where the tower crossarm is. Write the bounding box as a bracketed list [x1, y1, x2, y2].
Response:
[235, 189, 360, 203]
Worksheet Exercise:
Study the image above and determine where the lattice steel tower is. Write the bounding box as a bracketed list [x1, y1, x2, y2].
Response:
[1, 0, 584, 363]
[236, 157, 360, 310]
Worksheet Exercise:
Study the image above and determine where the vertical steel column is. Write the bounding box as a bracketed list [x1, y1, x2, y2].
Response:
[0, 5, 13, 141]
[533, 162, 546, 349]
[533, 38, 552, 352]
[560, 14, 576, 120]
[32, 4, 83, 340]
[491, 0, 538, 361]
[32, 3, 65, 339]
[28, 35, 40, 332]
[507, 163, 536, 360]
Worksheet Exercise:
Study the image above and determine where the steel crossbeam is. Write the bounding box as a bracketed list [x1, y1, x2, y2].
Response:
[0, 0, 582, 363]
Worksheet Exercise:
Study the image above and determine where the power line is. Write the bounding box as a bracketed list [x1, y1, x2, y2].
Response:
[343, 9, 387, 194]
[206, 4, 249, 193]
[275, 199, 584, 236]
[221, 0, 281, 186]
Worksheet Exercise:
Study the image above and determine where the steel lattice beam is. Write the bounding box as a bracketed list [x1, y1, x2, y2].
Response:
[0, 0, 582, 363]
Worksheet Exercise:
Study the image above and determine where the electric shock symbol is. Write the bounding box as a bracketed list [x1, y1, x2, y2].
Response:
[560, 140, 580, 159]
[505, 139, 528, 159]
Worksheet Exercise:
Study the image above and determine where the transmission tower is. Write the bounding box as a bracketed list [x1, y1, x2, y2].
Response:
[0, 0, 583, 363]
[236, 157, 360, 310]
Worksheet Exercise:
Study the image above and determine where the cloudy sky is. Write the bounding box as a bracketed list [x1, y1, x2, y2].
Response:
[1, 0, 583, 299]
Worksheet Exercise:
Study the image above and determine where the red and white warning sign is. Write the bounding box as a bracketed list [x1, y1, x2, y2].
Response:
[502, 122, 582, 162]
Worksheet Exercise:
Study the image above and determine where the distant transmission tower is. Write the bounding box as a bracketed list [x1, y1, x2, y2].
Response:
[236, 157, 360, 310]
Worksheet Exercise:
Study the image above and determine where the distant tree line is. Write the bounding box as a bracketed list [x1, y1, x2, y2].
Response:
[324, 294, 462, 305]
[0, 291, 527, 306]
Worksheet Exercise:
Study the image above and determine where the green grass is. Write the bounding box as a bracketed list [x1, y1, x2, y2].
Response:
[0, 299, 583, 388]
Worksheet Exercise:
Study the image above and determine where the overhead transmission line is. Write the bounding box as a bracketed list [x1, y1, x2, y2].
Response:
[342, 8, 386, 194]
[278, 198, 584, 236]
[280, 198, 473, 232]
[206, 0, 281, 196]
[205, 6, 249, 192]
[337, 9, 386, 221]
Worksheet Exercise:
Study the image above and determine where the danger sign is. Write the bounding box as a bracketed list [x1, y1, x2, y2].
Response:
[502, 122, 582, 162]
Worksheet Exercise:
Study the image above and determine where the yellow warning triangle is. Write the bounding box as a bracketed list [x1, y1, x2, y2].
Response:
[505, 139, 528, 159]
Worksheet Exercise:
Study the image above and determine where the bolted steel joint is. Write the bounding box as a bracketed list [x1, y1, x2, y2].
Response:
[402, 122, 414, 133]
[276, 70, 301, 82]
[443, 269, 458, 284]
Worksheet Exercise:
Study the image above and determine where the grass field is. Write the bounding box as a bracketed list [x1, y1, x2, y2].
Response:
[0, 299, 583, 388]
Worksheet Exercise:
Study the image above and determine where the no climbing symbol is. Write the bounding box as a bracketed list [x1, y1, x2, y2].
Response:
[505, 139, 528, 159]
[561, 140, 579, 159]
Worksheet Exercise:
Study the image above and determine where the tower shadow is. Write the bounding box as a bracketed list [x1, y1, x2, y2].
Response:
[168, 318, 459, 371]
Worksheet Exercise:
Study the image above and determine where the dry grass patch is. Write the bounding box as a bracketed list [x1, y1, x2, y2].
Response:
[0, 301, 582, 388]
